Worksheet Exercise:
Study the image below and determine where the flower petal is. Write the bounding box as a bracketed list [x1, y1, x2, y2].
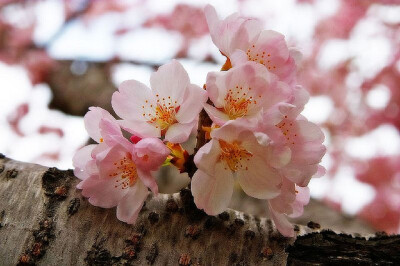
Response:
[289, 186, 310, 218]
[84, 107, 116, 142]
[193, 139, 221, 176]
[164, 122, 195, 143]
[191, 164, 234, 215]
[268, 203, 294, 237]
[118, 119, 161, 139]
[133, 138, 169, 172]
[176, 84, 207, 124]
[203, 104, 230, 126]
[237, 155, 281, 199]
[137, 169, 158, 195]
[73, 144, 96, 180]
[150, 60, 189, 105]
[116, 179, 149, 224]
[112, 80, 155, 122]
[79, 175, 128, 208]
[99, 118, 131, 148]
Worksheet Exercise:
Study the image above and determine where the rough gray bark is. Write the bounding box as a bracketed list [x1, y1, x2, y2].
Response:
[0, 155, 399, 265]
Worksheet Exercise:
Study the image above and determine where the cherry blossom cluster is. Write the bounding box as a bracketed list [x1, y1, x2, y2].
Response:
[73, 5, 326, 237]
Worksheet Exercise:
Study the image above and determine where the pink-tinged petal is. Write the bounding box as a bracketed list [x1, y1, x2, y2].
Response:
[194, 139, 221, 176]
[79, 175, 128, 208]
[291, 143, 326, 166]
[176, 84, 207, 124]
[230, 18, 263, 52]
[230, 49, 249, 66]
[285, 86, 310, 119]
[204, 5, 240, 56]
[238, 130, 268, 155]
[150, 60, 189, 105]
[289, 48, 302, 66]
[283, 164, 319, 186]
[84, 107, 116, 142]
[314, 166, 326, 178]
[99, 118, 131, 148]
[252, 30, 289, 61]
[112, 80, 155, 122]
[268, 203, 294, 237]
[242, 155, 282, 196]
[267, 144, 291, 169]
[269, 178, 296, 215]
[204, 104, 230, 126]
[296, 120, 325, 143]
[91, 142, 112, 161]
[118, 119, 161, 139]
[205, 71, 225, 107]
[85, 160, 98, 177]
[210, 120, 243, 142]
[97, 145, 130, 179]
[116, 180, 149, 224]
[73, 144, 96, 180]
[237, 155, 281, 199]
[191, 164, 234, 215]
[137, 169, 158, 195]
[133, 138, 169, 172]
[271, 55, 297, 85]
[164, 122, 195, 143]
[260, 81, 291, 111]
[289, 186, 310, 218]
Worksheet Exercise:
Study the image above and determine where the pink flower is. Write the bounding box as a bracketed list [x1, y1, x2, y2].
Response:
[204, 4, 263, 57]
[258, 86, 326, 186]
[78, 138, 169, 224]
[112, 60, 207, 143]
[73, 107, 129, 181]
[204, 61, 291, 126]
[205, 5, 300, 85]
[191, 121, 282, 215]
[268, 178, 310, 237]
[73, 106, 169, 224]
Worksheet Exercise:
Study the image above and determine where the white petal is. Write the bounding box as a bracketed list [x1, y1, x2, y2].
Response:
[150, 60, 189, 105]
[164, 122, 195, 143]
[268, 203, 294, 237]
[116, 180, 149, 224]
[176, 84, 207, 124]
[112, 80, 155, 121]
[237, 155, 281, 199]
[193, 139, 221, 176]
[191, 164, 234, 215]
[204, 104, 230, 126]
[84, 107, 116, 142]
[118, 119, 161, 139]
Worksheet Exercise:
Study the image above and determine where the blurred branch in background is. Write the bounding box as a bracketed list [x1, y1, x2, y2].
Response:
[0, 0, 399, 235]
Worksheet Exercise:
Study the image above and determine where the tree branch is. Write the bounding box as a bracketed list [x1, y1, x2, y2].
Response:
[0, 155, 399, 265]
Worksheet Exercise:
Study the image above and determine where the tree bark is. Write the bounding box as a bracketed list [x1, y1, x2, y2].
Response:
[0, 155, 399, 265]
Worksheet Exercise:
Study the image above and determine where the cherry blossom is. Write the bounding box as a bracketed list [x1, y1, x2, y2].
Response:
[112, 60, 207, 143]
[204, 61, 291, 126]
[268, 178, 310, 237]
[258, 86, 326, 186]
[205, 5, 300, 85]
[191, 121, 283, 215]
[73, 106, 169, 224]
[78, 138, 169, 224]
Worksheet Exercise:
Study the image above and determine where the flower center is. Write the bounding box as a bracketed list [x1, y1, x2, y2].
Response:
[109, 155, 138, 189]
[246, 45, 276, 71]
[275, 116, 297, 145]
[142, 94, 179, 133]
[219, 140, 253, 172]
[222, 85, 261, 120]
